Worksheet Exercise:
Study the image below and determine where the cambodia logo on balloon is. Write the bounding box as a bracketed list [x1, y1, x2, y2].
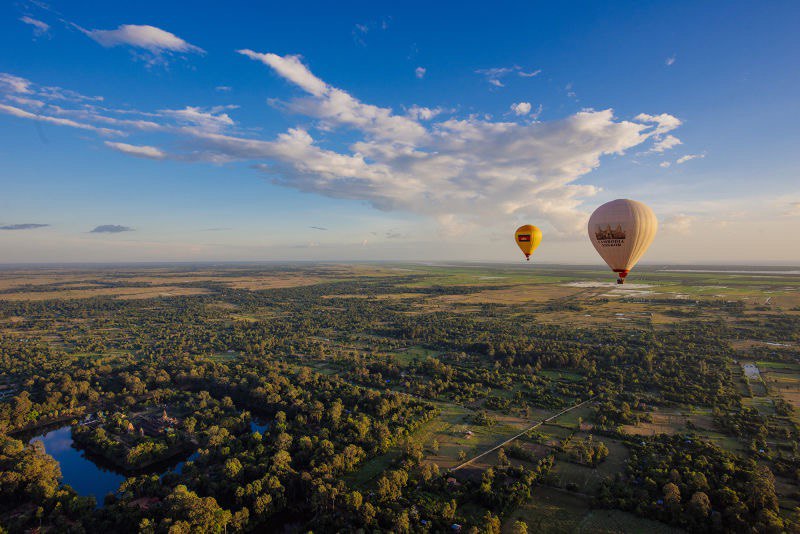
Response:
[594, 225, 626, 246]
[588, 199, 657, 283]
[515, 225, 542, 261]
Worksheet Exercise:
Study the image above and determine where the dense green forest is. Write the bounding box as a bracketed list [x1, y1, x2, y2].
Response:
[1, 265, 799, 532]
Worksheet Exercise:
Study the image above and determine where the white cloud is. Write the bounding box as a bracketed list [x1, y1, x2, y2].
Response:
[510, 102, 532, 116]
[193, 108, 666, 234]
[20, 16, 49, 36]
[406, 105, 442, 120]
[238, 50, 327, 96]
[0, 65, 681, 236]
[677, 153, 705, 164]
[215, 86, 232, 92]
[5, 95, 45, 108]
[0, 103, 121, 135]
[0, 74, 104, 103]
[104, 141, 166, 159]
[159, 106, 236, 133]
[650, 134, 682, 153]
[0, 73, 32, 94]
[660, 161, 671, 168]
[79, 24, 204, 64]
[634, 113, 682, 135]
[666, 55, 676, 66]
[243, 52, 426, 144]
[46, 105, 164, 132]
[415, 67, 426, 79]
[40, 87, 103, 103]
[476, 65, 539, 87]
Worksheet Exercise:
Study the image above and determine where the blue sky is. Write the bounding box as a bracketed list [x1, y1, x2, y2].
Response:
[0, 0, 798, 263]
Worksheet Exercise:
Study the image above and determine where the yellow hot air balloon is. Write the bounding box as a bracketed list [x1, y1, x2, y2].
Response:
[515, 225, 542, 261]
[588, 199, 657, 284]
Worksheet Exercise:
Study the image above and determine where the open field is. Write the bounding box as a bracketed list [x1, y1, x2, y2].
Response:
[760, 364, 800, 421]
[0, 264, 402, 300]
[550, 435, 629, 493]
[0, 286, 212, 300]
[621, 407, 716, 436]
[503, 487, 683, 534]
[432, 284, 582, 305]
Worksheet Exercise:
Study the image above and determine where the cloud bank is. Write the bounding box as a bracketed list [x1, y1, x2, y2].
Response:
[90, 225, 134, 233]
[20, 16, 50, 37]
[0, 58, 682, 235]
[0, 223, 49, 230]
[78, 24, 204, 65]
[105, 141, 166, 159]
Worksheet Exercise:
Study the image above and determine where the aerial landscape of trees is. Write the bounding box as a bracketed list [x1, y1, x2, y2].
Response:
[0, 265, 798, 532]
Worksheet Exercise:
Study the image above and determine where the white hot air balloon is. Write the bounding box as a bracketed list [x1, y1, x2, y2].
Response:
[588, 199, 657, 284]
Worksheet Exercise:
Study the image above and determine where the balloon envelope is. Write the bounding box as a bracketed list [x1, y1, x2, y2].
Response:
[588, 199, 657, 283]
[515, 225, 542, 260]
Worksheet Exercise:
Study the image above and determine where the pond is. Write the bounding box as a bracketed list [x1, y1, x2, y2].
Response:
[250, 418, 271, 434]
[29, 425, 197, 507]
[30, 426, 126, 506]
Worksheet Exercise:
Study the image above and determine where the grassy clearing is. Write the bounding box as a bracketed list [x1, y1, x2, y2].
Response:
[390, 346, 440, 366]
[433, 285, 582, 305]
[548, 405, 593, 430]
[620, 408, 747, 452]
[756, 360, 800, 371]
[550, 435, 629, 493]
[346, 449, 401, 488]
[622, 410, 695, 437]
[503, 486, 590, 533]
[349, 402, 477, 487]
[759, 365, 800, 423]
[743, 395, 774, 415]
[576, 509, 684, 533]
[206, 352, 239, 362]
[435, 420, 524, 469]
[540, 370, 585, 383]
[503, 486, 683, 533]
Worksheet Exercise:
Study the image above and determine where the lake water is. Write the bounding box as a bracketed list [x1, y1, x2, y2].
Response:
[250, 419, 271, 434]
[30, 426, 126, 505]
[166, 451, 199, 476]
[29, 420, 269, 506]
[29, 425, 198, 507]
